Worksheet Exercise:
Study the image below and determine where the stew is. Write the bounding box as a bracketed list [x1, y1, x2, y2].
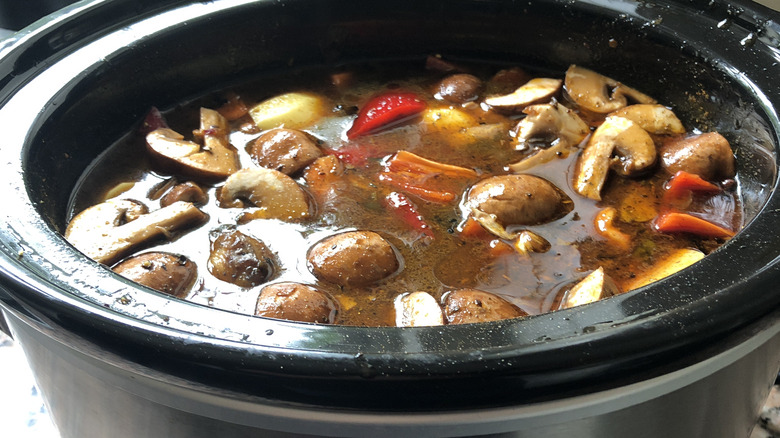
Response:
[64, 58, 741, 326]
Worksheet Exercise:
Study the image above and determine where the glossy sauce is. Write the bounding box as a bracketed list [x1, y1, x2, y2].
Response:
[68, 60, 742, 326]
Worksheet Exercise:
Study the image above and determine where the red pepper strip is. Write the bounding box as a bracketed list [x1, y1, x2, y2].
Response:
[383, 192, 434, 241]
[662, 170, 721, 206]
[387, 150, 478, 178]
[378, 151, 477, 203]
[346, 91, 427, 139]
[654, 211, 735, 238]
[378, 173, 457, 203]
[140, 106, 168, 135]
[460, 217, 492, 239]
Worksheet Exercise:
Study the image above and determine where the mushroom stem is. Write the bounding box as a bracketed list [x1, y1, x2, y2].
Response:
[65, 200, 207, 265]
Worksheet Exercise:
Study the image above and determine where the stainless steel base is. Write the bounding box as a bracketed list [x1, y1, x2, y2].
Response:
[4, 307, 780, 438]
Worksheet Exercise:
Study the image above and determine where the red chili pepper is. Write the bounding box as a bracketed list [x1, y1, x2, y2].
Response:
[383, 191, 434, 241]
[346, 91, 427, 139]
[654, 211, 734, 238]
[662, 171, 721, 206]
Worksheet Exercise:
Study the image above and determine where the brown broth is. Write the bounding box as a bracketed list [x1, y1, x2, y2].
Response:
[68, 60, 742, 326]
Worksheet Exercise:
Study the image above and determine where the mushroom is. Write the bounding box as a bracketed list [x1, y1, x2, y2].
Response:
[307, 231, 400, 287]
[146, 107, 240, 180]
[394, 291, 444, 327]
[208, 226, 277, 288]
[160, 181, 208, 207]
[609, 104, 685, 135]
[484, 77, 562, 113]
[246, 128, 323, 176]
[443, 289, 527, 324]
[558, 267, 620, 309]
[466, 174, 572, 228]
[112, 252, 197, 298]
[659, 132, 735, 181]
[255, 282, 338, 324]
[218, 167, 310, 221]
[573, 116, 657, 200]
[564, 65, 656, 114]
[64, 199, 207, 265]
[435, 73, 483, 104]
[512, 102, 590, 149]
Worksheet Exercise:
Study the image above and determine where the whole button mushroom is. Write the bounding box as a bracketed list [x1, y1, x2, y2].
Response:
[208, 227, 277, 288]
[113, 252, 197, 298]
[247, 128, 323, 176]
[307, 231, 400, 287]
[443, 289, 527, 324]
[255, 282, 338, 324]
[466, 174, 571, 227]
[435, 73, 483, 104]
[659, 132, 735, 181]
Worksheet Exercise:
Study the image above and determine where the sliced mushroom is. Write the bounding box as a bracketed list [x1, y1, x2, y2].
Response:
[508, 141, 574, 173]
[484, 78, 562, 113]
[160, 181, 208, 207]
[112, 252, 197, 298]
[307, 231, 400, 287]
[443, 289, 527, 324]
[246, 128, 323, 175]
[65, 199, 207, 265]
[609, 104, 685, 135]
[255, 282, 337, 324]
[573, 116, 657, 200]
[512, 230, 552, 255]
[146, 108, 240, 180]
[208, 226, 277, 288]
[394, 291, 444, 327]
[564, 65, 656, 114]
[558, 267, 620, 309]
[218, 167, 310, 221]
[513, 102, 590, 147]
[659, 132, 735, 181]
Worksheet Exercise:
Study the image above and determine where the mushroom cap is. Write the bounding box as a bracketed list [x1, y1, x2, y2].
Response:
[484, 77, 562, 113]
[466, 174, 571, 227]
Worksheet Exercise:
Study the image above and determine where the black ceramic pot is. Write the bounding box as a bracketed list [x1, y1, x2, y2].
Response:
[1, 0, 780, 437]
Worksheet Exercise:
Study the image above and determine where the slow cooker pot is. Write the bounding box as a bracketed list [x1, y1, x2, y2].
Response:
[1, 0, 780, 436]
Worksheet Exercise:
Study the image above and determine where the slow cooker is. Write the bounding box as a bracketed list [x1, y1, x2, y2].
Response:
[1, 0, 780, 436]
